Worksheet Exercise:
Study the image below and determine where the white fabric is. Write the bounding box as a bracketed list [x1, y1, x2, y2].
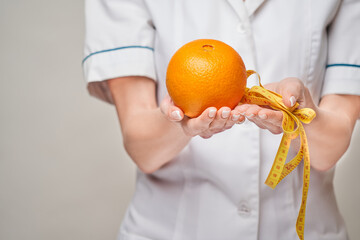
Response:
[83, 0, 360, 239]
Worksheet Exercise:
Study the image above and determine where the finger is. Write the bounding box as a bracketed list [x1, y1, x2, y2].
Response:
[160, 95, 185, 121]
[252, 108, 283, 134]
[256, 108, 283, 134]
[168, 106, 184, 121]
[263, 82, 278, 92]
[182, 107, 217, 136]
[242, 105, 262, 120]
[252, 116, 283, 134]
[246, 116, 267, 129]
[224, 110, 245, 129]
[208, 107, 231, 131]
[240, 105, 284, 134]
[248, 111, 283, 134]
[236, 104, 251, 116]
[199, 133, 213, 139]
[236, 117, 246, 124]
[266, 124, 283, 134]
[257, 108, 283, 127]
[278, 78, 305, 108]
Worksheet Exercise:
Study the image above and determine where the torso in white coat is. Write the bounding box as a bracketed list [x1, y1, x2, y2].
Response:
[83, 0, 360, 239]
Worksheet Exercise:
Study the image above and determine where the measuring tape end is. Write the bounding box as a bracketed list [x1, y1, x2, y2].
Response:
[264, 181, 277, 190]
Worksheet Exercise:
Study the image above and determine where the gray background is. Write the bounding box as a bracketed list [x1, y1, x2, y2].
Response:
[0, 1, 359, 239]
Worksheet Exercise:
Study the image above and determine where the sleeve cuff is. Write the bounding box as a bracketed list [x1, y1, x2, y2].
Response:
[321, 65, 360, 97]
[82, 46, 157, 104]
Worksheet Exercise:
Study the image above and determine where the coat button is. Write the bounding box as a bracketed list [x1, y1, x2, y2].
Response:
[237, 23, 246, 33]
[238, 201, 251, 217]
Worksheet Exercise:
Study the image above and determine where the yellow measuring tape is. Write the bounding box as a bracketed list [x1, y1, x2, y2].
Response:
[241, 70, 316, 240]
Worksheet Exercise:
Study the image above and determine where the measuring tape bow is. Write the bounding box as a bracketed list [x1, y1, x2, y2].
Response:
[240, 70, 316, 240]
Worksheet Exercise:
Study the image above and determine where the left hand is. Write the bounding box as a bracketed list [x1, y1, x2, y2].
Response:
[237, 77, 317, 134]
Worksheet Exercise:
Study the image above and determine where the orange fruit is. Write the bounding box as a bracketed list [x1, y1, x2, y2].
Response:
[166, 39, 247, 118]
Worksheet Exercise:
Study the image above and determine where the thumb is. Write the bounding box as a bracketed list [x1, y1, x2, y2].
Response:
[160, 95, 184, 121]
[160, 95, 172, 115]
[278, 78, 304, 108]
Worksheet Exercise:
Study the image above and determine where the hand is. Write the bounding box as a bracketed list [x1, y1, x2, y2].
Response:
[236, 77, 317, 134]
[160, 95, 246, 139]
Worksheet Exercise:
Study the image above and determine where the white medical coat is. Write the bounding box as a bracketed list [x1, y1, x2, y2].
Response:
[83, 0, 360, 239]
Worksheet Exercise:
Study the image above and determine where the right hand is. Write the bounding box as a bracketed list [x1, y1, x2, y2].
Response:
[160, 95, 246, 139]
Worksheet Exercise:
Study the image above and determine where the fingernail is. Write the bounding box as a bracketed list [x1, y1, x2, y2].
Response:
[246, 113, 254, 118]
[237, 118, 246, 124]
[171, 110, 182, 120]
[259, 114, 267, 119]
[232, 114, 240, 121]
[222, 110, 230, 118]
[209, 109, 217, 118]
[290, 96, 296, 107]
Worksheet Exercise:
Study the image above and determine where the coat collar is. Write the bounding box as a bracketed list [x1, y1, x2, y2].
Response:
[226, 0, 266, 18]
[245, 0, 266, 17]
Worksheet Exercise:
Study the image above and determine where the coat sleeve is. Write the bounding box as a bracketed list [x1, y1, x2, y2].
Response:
[83, 0, 156, 103]
[321, 0, 360, 97]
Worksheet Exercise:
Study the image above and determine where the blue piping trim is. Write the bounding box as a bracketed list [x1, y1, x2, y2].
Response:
[82, 45, 154, 64]
[326, 63, 360, 68]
